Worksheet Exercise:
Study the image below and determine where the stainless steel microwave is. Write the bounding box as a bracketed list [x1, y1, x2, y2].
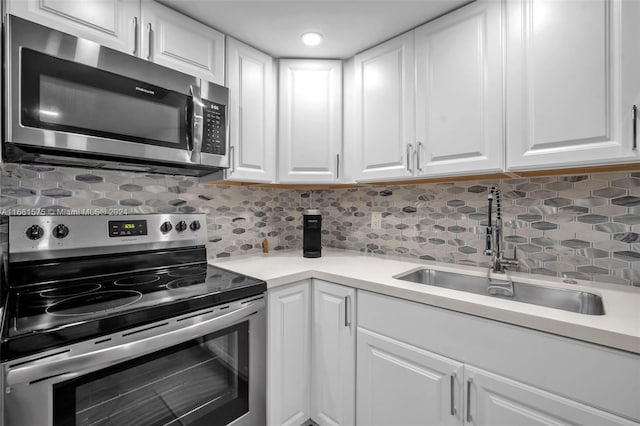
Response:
[4, 15, 229, 177]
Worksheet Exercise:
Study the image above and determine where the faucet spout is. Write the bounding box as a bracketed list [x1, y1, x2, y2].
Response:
[485, 185, 518, 273]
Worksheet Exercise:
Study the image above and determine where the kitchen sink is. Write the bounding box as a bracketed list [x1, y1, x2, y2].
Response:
[394, 269, 605, 315]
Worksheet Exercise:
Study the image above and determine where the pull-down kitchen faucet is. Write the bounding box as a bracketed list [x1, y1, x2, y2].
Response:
[485, 185, 518, 273]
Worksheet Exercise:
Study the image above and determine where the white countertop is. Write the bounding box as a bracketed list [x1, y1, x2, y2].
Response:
[210, 249, 640, 354]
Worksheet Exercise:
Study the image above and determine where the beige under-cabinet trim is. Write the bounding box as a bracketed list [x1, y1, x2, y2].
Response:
[204, 162, 640, 189]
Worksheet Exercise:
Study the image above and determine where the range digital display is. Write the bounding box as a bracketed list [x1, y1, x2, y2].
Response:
[109, 220, 147, 237]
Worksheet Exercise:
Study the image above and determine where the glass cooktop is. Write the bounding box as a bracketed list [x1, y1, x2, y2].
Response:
[1, 263, 265, 361]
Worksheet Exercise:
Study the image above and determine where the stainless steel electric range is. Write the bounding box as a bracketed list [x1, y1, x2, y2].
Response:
[0, 214, 266, 426]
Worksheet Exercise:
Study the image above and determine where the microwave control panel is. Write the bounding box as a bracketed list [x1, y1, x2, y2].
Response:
[201, 100, 226, 155]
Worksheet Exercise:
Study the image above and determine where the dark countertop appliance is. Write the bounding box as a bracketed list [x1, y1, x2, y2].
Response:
[303, 209, 322, 258]
[4, 15, 228, 177]
[1, 213, 266, 426]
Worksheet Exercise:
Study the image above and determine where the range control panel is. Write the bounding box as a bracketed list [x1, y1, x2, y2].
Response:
[108, 220, 148, 237]
[201, 99, 226, 155]
[10, 214, 208, 261]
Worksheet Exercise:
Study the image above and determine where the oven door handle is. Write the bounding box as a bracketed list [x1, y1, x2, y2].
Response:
[5, 300, 264, 387]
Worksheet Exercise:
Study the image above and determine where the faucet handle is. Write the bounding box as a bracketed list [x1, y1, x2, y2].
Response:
[485, 226, 493, 256]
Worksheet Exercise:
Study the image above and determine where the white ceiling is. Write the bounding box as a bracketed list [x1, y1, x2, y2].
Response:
[157, 0, 471, 59]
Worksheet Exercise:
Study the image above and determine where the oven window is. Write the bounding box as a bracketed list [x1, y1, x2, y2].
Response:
[53, 322, 249, 426]
[21, 48, 188, 149]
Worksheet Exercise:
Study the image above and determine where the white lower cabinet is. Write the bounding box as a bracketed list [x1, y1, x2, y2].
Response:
[357, 328, 463, 426]
[356, 290, 640, 426]
[312, 280, 356, 426]
[467, 365, 638, 426]
[270, 284, 639, 426]
[268, 280, 355, 426]
[268, 281, 312, 426]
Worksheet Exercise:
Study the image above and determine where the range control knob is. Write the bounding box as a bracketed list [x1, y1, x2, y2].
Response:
[189, 220, 201, 231]
[52, 224, 69, 239]
[175, 221, 187, 232]
[160, 221, 173, 234]
[26, 225, 44, 240]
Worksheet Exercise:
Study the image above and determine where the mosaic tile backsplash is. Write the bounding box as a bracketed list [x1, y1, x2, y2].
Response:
[2, 163, 640, 286]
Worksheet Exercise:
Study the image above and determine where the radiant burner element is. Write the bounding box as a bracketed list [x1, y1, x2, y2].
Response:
[167, 266, 207, 278]
[46, 291, 143, 316]
[167, 277, 207, 290]
[114, 275, 161, 286]
[39, 283, 102, 298]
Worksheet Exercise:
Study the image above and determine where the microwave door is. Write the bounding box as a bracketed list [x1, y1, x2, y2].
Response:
[17, 48, 193, 162]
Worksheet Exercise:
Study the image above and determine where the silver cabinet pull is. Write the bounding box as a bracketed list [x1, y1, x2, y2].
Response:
[344, 295, 352, 327]
[406, 143, 414, 173]
[131, 17, 138, 56]
[146, 23, 153, 60]
[417, 141, 423, 173]
[466, 378, 473, 423]
[633, 105, 638, 151]
[450, 373, 457, 417]
[336, 153, 340, 180]
[229, 145, 235, 174]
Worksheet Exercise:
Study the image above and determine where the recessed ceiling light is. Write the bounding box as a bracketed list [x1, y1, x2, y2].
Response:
[301, 32, 323, 47]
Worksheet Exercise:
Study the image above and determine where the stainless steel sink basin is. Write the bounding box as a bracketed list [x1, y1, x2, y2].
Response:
[395, 269, 605, 315]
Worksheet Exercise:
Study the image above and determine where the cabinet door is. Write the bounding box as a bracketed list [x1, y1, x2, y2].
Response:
[357, 327, 463, 426]
[415, 0, 503, 177]
[278, 60, 342, 183]
[621, 0, 640, 156]
[267, 282, 311, 426]
[351, 32, 415, 182]
[140, 0, 224, 84]
[311, 280, 356, 426]
[506, 0, 639, 170]
[6, 0, 139, 54]
[465, 365, 637, 426]
[225, 38, 276, 182]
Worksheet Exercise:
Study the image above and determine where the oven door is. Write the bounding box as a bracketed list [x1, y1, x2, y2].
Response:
[2, 300, 265, 426]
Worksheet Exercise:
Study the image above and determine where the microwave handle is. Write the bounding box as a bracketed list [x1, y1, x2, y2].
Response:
[189, 84, 203, 163]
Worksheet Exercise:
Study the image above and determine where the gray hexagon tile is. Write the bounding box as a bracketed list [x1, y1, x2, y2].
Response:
[577, 214, 609, 224]
[612, 177, 640, 188]
[613, 251, 640, 262]
[612, 196, 640, 207]
[41, 188, 72, 198]
[544, 197, 571, 207]
[593, 187, 626, 198]
[614, 214, 640, 225]
[75, 174, 104, 183]
[531, 221, 558, 231]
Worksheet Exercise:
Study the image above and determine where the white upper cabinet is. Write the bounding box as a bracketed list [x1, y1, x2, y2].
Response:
[225, 38, 276, 182]
[6, 0, 140, 54]
[278, 60, 343, 183]
[140, 0, 225, 84]
[349, 0, 503, 183]
[350, 32, 415, 182]
[414, 0, 503, 177]
[506, 0, 640, 170]
[7, 0, 225, 83]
